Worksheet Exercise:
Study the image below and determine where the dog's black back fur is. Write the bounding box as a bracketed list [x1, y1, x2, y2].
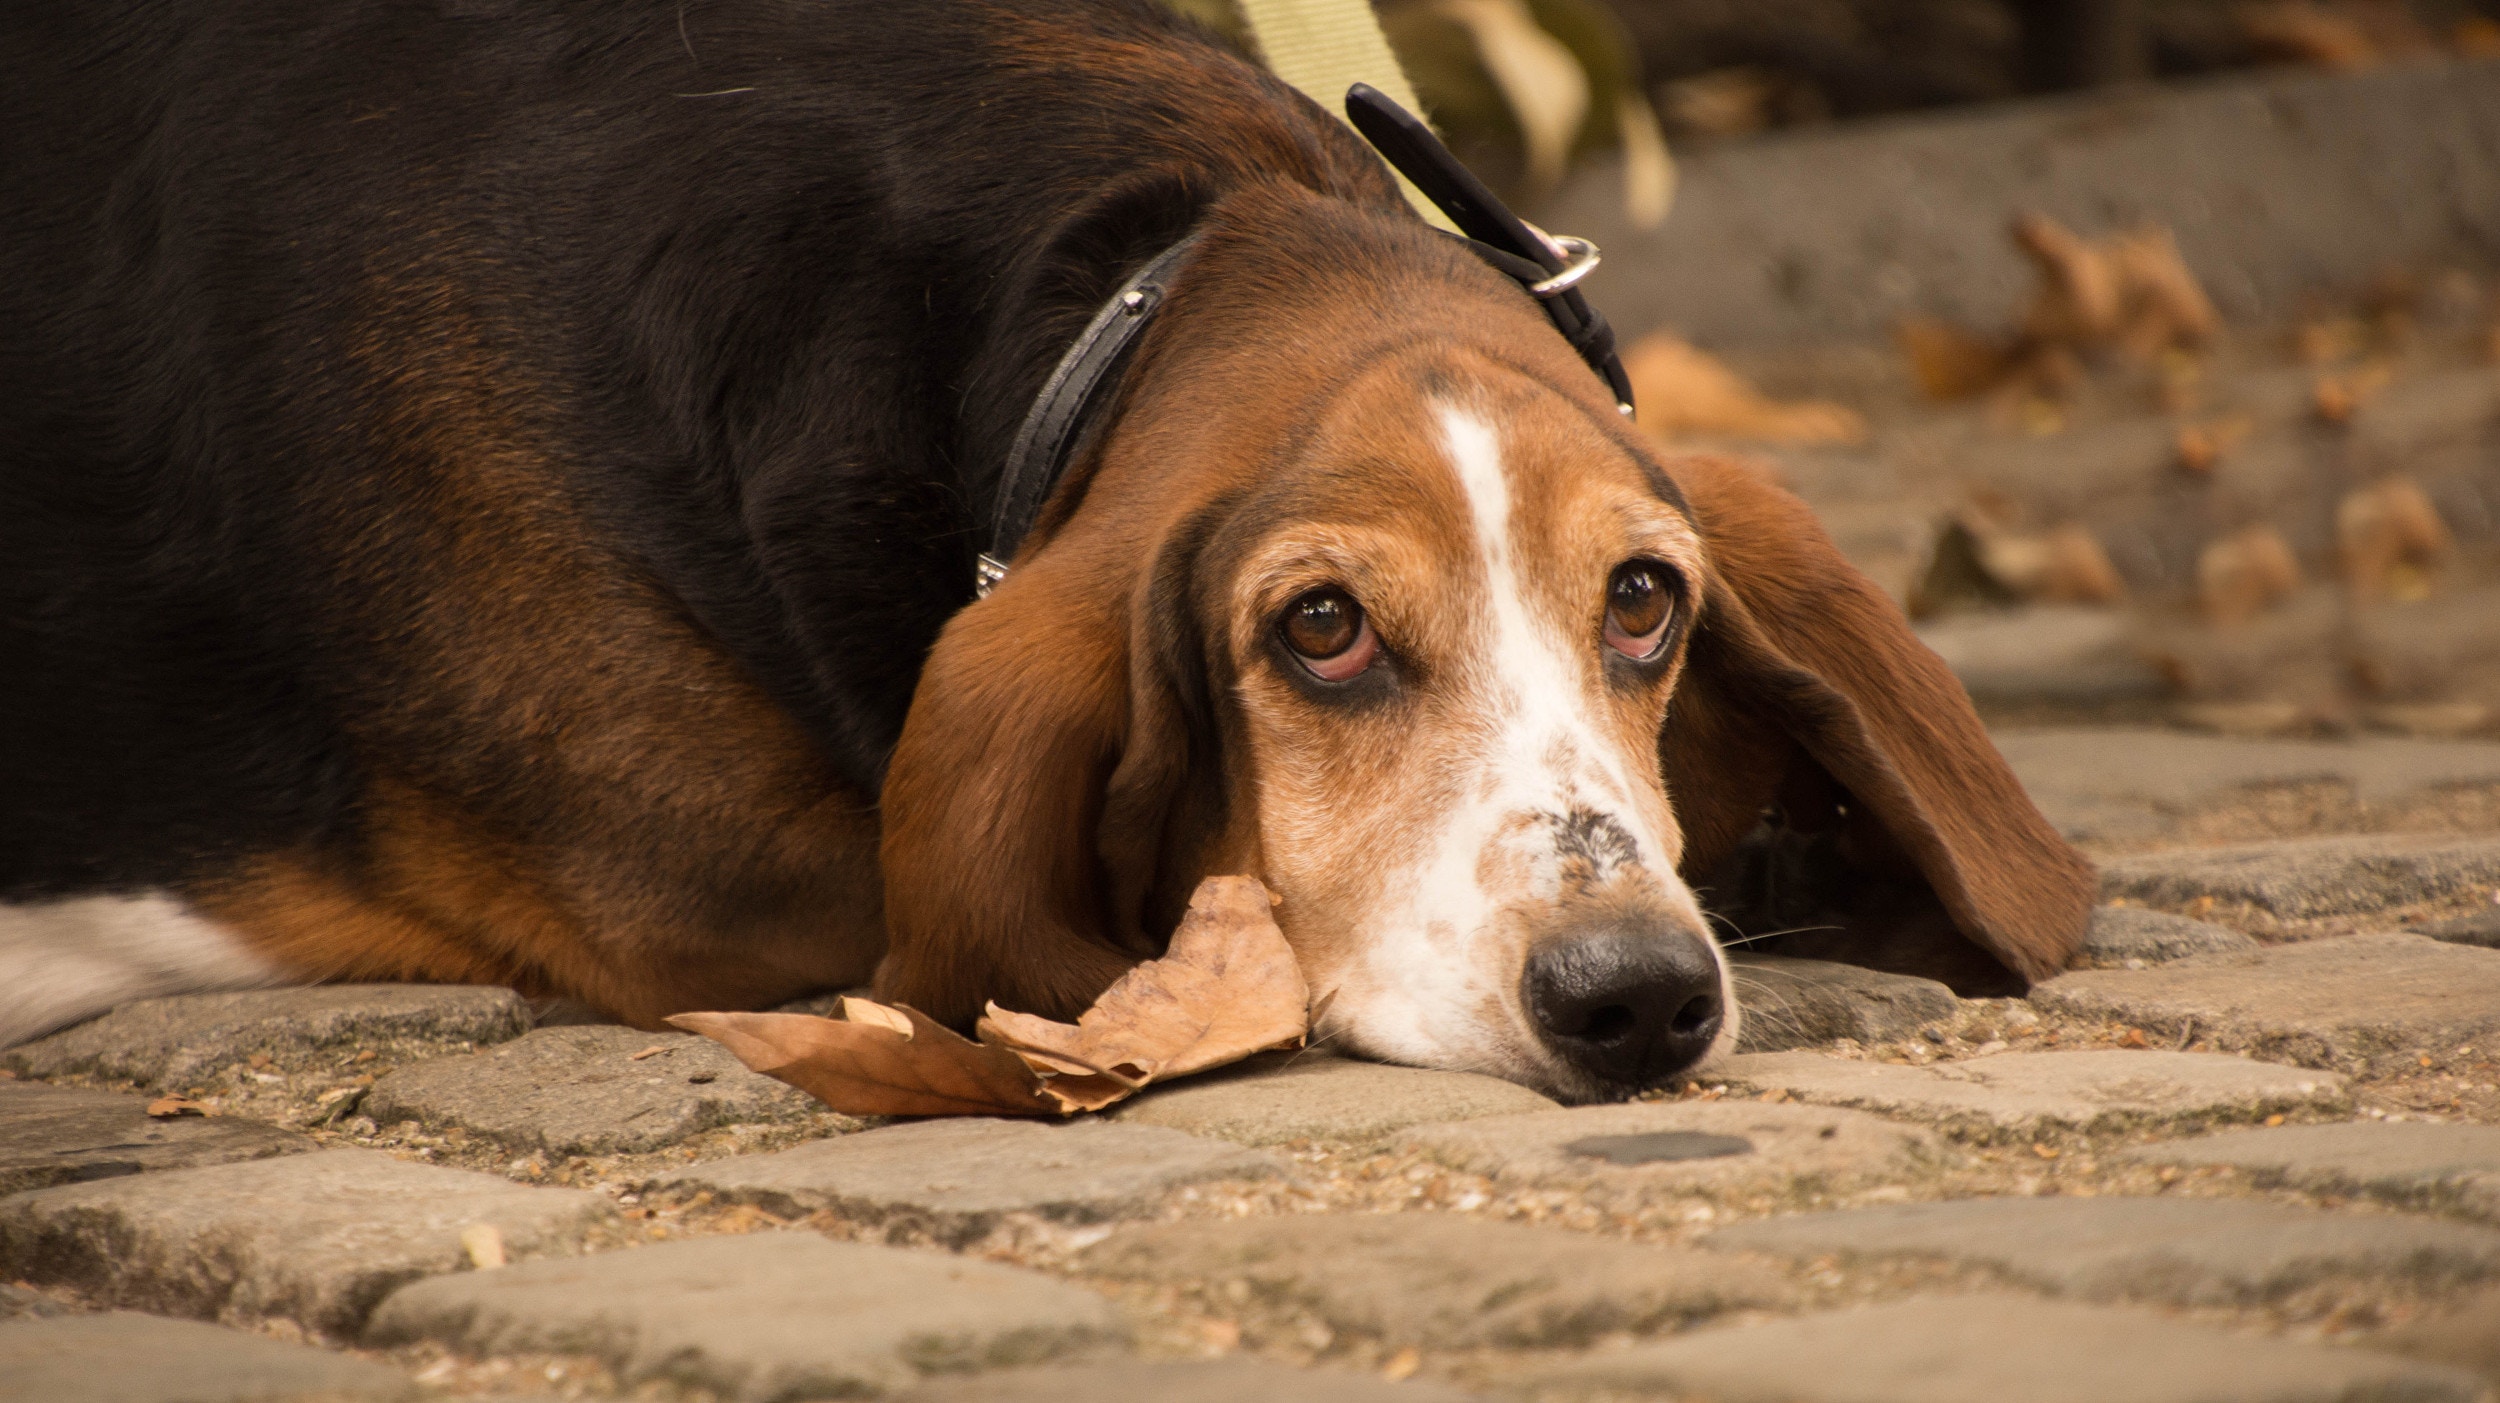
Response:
[0, 0, 1401, 898]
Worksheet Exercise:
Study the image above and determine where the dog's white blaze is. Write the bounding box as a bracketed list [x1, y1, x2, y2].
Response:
[0, 894, 281, 1049]
[1330, 406, 1696, 1070]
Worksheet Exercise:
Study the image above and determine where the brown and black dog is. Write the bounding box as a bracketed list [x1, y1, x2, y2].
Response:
[0, 0, 2091, 1101]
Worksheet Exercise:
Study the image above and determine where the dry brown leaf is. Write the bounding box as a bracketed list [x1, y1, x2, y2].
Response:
[2313, 362, 2393, 424]
[2198, 524, 2303, 624]
[2337, 477, 2451, 602]
[2015, 214, 2215, 362]
[2240, 0, 2430, 68]
[2241, 0, 2378, 65]
[1624, 332, 1868, 445]
[1897, 318, 2011, 401]
[1920, 510, 2124, 608]
[144, 1096, 206, 1119]
[2174, 415, 2254, 475]
[2015, 213, 2125, 347]
[977, 875, 1307, 1108]
[671, 875, 1306, 1118]
[2107, 225, 2219, 357]
[667, 1002, 1055, 1118]
[1658, 66, 1778, 139]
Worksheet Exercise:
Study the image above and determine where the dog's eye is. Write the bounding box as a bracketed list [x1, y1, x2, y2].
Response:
[1280, 588, 1377, 682]
[1604, 562, 1676, 660]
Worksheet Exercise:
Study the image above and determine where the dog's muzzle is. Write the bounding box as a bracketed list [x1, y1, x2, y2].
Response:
[1522, 925, 1724, 1091]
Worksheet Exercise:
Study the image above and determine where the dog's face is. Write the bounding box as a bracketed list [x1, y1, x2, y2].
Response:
[877, 206, 2093, 1102]
[1202, 354, 1735, 1102]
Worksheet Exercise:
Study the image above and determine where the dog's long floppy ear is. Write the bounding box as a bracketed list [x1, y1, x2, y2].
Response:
[1659, 454, 2093, 994]
[875, 523, 1222, 1027]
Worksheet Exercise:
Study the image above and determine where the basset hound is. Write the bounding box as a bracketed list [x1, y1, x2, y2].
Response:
[0, 0, 2092, 1102]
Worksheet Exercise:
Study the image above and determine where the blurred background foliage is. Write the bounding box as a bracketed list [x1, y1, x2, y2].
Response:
[1163, 0, 2500, 203]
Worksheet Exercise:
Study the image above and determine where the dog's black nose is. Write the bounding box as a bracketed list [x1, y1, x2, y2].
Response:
[1523, 929, 1723, 1091]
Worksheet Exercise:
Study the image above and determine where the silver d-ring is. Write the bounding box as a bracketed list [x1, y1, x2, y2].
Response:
[1527, 235, 1600, 297]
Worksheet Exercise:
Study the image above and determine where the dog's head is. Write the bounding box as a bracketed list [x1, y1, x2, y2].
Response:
[877, 186, 2092, 1103]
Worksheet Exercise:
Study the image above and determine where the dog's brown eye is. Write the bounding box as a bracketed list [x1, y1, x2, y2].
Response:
[1604, 562, 1675, 660]
[1280, 588, 1377, 682]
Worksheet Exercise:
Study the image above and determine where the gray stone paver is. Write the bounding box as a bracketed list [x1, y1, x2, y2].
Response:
[361, 1025, 819, 1157]
[367, 1233, 1122, 1402]
[1396, 1100, 1940, 1202]
[654, 1118, 1280, 1247]
[1561, 58, 2500, 347]
[1705, 1195, 2500, 1306]
[1725, 956, 1958, 1052]
[2077, 906, 2260, 967]
[891, 1358, 1488, 1401]
[1, 986, 530, 1088]
[1709, 1049, 2348, 1142]
[2424, 907, 2500, 949]
[0, 1311, 418, 1402]
[1916, 607, 2164, 706]
[0, 1283, 74, 1320]
[1083, 1213, 1793, 1349]
[0, 1082, 310, 1195]
[2366, 1285, 2500, 1388]
[1106, 1049, 1557, 1145]
[2097, 835, 2500, 930]
[2120, 1122, 2500, 1223]
[2031, 934, 2500, 1073]
[0, 1147, 614, 1337]
[1514, 1294, 2489, 1402]
[1991, 728, 2500, 845]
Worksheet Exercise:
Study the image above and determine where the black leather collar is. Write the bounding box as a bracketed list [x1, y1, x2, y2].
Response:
[974, 86, 1633, 597]
[977, 232, 1201, 597]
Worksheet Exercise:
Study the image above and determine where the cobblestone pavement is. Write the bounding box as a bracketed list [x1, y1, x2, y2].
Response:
[5, 770, 2499, 1400]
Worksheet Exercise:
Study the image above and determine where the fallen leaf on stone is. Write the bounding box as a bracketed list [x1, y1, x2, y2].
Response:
[2014, 213, 2216, 361]
[2312, 362, 2393, 423]
[669, 1001, 1052, 1117]
[1624, 332, 1868, 445]
[977, 875, 1309, 1110]
[2239, 0, 2428, 69]
[144, 1096, 206, 1119]
[2336, 476, 2449, 602]
[1900, 215, 2218, 404]
[2173, 415, 2253, 475]
[1911, 506, 2123, 615]
[2197, 523, 2302, 624]
[628, 1044, 671, 1061]
[1898, 317, 2009, 401]
[670, 875, 1306, 1117]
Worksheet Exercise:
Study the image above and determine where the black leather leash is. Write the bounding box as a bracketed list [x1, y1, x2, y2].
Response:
[1344, 83, 1636, 417]
[974, 85, 1634, 598]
